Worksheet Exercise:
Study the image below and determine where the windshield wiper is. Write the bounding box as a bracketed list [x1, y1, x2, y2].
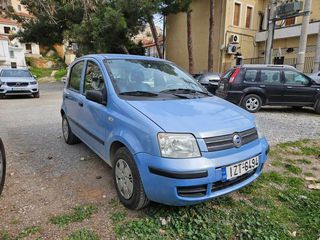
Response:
[161, 88, 211, 96]
[119, 91, 159, 97]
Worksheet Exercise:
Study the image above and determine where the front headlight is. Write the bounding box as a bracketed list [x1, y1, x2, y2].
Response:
[255, 121, 264, 138]
[158, 133, 201, 158]
[30, 81, 37, 85]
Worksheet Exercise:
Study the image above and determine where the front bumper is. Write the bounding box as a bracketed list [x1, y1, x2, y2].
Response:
[135, 137, 269, 206]
[0, 84, 39, 96]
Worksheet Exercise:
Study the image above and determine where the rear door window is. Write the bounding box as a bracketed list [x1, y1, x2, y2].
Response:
[260, 70, 281, 84]
[68, 61, 84, 92]
[244, 70, 258, 82]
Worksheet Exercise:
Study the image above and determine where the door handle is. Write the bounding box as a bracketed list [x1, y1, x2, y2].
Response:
[287, 86, 293, 89]
[259, 85, 266, 88]
[78, 102, 84, 107]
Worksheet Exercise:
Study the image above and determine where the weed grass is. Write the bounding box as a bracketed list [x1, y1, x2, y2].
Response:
[50, 204, 98, 227]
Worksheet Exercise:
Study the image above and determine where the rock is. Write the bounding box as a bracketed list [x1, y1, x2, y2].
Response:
[159, 228, 166, 236]
[289, 231, 297, 237]
[80, 157, 85, 161]
[48, 156, 53, 160]
[9, 172, 14, 176]
[308, 183, 320, 190]
[160, 217, 167, 226]
[305, 177, 317, 182]
[102, 195, 107, 199]
[96, 176, 102, 179]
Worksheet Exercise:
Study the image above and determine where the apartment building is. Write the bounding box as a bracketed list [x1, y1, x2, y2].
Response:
[0, 0, 40, 67]
[165, 0, 320, 73]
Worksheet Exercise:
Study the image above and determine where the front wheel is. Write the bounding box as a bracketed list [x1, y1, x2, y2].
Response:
[0, 138, 6, 195]
[33, 91, 40, 98]
[315, 100, 320, 114]
[241, 94, 262, 113]
[112, 147, 149, 210]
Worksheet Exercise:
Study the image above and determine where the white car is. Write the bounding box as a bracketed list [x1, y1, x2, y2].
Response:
[0, 68, 39, 98]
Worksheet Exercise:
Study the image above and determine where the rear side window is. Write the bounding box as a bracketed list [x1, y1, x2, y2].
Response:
[69, 61, 84, 92]
[260, 70, 281, 84]
[244, 70, 258, 82]
[284, 71, 309, 85]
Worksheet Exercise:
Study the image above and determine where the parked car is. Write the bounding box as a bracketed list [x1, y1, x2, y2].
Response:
[216, 64, 320, 113]
[61, 54, 269, 210]
[309, 71, 320, 84]
[194, 72, 221, 94]
[0, 138, 6, 195]
[0, 68, 39, 98]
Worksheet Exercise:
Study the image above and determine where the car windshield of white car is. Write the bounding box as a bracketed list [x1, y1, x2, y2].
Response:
[1, 70, 32, 78]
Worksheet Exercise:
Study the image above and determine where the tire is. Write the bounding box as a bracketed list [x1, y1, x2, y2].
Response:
[241, 94, 262, 113]
[112, 147, 149, 210]
[33, 91, 40, 98]
[0, 138, 6, 195]
[62, 115, 80, 145]
[315, 100, 320, 114]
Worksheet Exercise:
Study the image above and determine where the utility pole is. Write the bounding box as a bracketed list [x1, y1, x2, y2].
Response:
[265, 0, 277, 64]
[296, 0, 312, 72]
[313, 23, 320, 73]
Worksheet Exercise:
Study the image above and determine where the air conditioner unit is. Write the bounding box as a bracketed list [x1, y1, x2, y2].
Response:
[230, 34, 240, 44]
[227, 44, 237, 55]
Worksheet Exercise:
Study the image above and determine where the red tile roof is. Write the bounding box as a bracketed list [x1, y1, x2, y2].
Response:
[0, 17, 18, 25]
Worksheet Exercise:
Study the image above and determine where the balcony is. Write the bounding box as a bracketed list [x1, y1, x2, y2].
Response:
[255, 21, 320, 42]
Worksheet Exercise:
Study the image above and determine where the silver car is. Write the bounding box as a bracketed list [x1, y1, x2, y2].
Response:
[0, 68, 39, 98]
[0, 138, 6, 195]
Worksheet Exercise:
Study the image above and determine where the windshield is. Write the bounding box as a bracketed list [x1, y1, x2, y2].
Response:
[1, 70, 32, 78]
[104, 59, 205, 95]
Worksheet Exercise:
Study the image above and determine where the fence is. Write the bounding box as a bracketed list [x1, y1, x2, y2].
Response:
[242, 56, 315, 73]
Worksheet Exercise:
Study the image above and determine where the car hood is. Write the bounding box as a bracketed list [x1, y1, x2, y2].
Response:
[0, 77, 35, 83]
[127, 96, 255, 138]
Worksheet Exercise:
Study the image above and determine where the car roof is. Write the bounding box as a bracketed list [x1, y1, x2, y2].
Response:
[241, 64, 296, 70]
[77, 54, 166, 62]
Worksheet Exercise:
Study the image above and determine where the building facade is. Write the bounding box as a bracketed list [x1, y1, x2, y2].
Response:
[0, 0, 40, 67]
[165, 0, 320, 73]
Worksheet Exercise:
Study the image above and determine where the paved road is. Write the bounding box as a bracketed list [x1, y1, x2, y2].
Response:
[0, 82, 319, 238]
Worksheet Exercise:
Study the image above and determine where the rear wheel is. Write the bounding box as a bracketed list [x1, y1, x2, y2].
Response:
[241, 94, 262, 113]
[0, 138, 6, 195]
[112, 147, 149, 210]
[62, 115, 80, 144]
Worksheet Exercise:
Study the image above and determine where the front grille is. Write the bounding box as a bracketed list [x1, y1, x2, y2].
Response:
[211, 170, 256, 192]
[177, 184, 207, 197]
[204, 128, 258, 152]
[7, 90, 31, 94]
[6, 82, 29, 87]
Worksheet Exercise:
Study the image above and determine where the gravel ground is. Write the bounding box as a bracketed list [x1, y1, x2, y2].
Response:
[0, 82, 319, 239]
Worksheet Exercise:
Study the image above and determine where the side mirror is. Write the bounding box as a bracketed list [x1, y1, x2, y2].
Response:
[33, 75, 37, 79]
[85, 90, 106, 105]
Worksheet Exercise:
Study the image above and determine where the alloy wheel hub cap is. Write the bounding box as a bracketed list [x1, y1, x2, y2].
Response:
[246, 98, 258, 110]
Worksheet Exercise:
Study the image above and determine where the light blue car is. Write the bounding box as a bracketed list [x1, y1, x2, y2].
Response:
[61, 54, 269, 210]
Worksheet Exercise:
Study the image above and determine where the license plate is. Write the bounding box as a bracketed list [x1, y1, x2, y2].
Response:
[226, 156, 259, 180]
[12, 88, 28, 91]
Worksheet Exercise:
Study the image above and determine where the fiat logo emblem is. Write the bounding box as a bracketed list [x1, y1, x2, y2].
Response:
[233, 134, 242, 148]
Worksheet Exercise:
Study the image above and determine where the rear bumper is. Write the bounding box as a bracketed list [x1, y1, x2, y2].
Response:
[135, 137, 269, 206]
[0, 84, 39, 95]
[216, 90, 243, 104]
